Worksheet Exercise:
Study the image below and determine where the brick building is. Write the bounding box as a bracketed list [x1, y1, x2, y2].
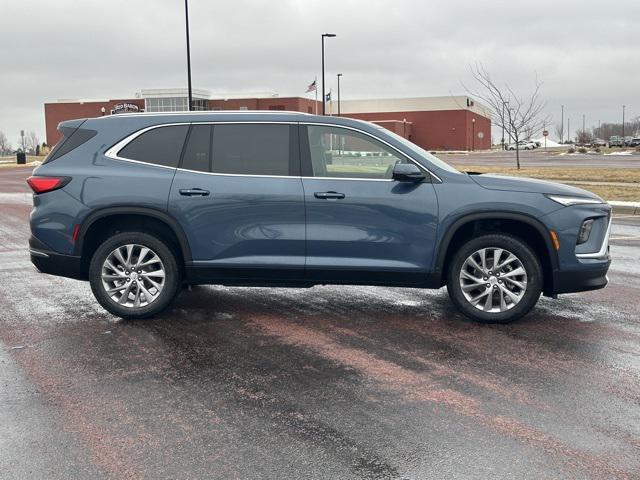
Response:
[44, 88, 491, 151]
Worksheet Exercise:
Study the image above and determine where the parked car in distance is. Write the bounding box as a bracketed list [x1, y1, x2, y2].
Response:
[609, 136, 625, 147]
[506, 141, 537, 150]
[28, 112, 612, 324]
[590, 138, 607, 147]
[629, 138, 640, 147]
[624, 136, 637, 147]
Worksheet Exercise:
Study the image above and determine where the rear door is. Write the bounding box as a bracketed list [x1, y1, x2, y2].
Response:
[300, 124, 439, 285]
[168, 122, 305, 282]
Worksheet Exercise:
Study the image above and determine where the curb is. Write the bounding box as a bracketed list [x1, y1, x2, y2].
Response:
[609, 201, 640, 215]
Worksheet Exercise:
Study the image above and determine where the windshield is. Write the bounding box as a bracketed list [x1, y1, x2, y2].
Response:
[380, 128, 461, 174]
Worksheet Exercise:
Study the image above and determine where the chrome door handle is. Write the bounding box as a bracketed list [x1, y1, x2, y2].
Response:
[179, 188, 210, 197]
[314, 191, 345, 199]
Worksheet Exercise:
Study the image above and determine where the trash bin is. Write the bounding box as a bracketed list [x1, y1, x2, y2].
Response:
[17, 152, 26, 165]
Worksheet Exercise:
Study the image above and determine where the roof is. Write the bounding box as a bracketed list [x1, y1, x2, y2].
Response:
[338, 95, 492, 118]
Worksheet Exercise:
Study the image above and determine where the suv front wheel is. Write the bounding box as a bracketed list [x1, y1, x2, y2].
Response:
[446, 234, 542, 323]
[89, 232, 181, 319]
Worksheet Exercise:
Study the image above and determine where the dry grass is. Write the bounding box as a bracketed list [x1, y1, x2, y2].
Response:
[453, 166, 640, 184]
[564, 184, 640, 202]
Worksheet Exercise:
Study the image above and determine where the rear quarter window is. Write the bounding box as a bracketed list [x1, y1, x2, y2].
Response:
[43, 127, 97, 164]
[118, 125, 189, 168]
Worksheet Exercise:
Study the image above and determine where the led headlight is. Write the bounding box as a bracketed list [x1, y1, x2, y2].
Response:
[545, 194, 603, 206]
[577, 219, 594, 244]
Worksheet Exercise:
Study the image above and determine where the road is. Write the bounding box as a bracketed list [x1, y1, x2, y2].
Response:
[442, 149, 640, 168]
[1, 166, 639, 479]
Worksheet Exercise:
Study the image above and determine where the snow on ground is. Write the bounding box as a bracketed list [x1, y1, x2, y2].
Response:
[605, 151, 633, 156]
[531, 137, 564, 147]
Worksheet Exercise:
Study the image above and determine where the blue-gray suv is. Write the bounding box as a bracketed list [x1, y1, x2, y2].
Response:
[28, 112, 611, 323]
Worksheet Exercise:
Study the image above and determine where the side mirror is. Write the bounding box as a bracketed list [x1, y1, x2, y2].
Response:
[392, 163, 426, 182]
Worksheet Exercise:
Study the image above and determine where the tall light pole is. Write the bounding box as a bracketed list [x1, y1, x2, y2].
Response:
[471, 117, 476, 151]
[184, 0, 193, 111]
[336, 73, 342, 116]
[622, 105, 626, 139]
[561, 105, 564, 143]
[321, 33, 336, 115]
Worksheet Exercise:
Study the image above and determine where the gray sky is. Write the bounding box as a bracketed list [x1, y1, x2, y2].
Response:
[1, 0, 638, 146]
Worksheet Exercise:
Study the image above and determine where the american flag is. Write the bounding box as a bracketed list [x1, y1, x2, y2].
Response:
[305, 79, 317, 93]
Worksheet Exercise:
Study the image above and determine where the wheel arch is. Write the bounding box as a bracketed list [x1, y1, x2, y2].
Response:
[434, 211, 558, 294]
[75, 206, 192, 277]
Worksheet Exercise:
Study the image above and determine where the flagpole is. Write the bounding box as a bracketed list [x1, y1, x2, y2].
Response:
[314, 76, 318, 115]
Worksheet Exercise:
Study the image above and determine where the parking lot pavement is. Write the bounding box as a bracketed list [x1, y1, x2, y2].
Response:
[443, 149, 640, 168]
[1, 168, 639, 479]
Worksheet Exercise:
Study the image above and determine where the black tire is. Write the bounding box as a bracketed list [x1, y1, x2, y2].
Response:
[89, 232, 181, 319]
[446, 234, 542, 323]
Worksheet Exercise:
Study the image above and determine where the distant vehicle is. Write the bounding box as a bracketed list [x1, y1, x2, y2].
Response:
[629, 138, 640, 147]
[506, 141, 536, 150]
[533, 141, 542, 148]
[624, 136, 636, 147]
[609, 136, 625, 147]
[591, 138, 607, 147]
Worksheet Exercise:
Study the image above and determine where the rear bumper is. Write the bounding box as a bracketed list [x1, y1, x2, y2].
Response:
[29, 235, 84, 280]
[552, 260, 610, 294]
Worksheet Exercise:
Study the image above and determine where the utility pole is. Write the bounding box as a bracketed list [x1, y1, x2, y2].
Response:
[184, 0, 193, 111]
[321, 33, 336, 115]
[336, 73, 342, 115]
[560, 105, 564, 143]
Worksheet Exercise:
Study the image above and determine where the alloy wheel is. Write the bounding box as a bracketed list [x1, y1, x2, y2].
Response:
[101, 244, 166, 308]
[458, 247, 528, 313]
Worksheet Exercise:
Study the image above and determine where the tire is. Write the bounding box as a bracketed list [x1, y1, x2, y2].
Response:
[446, 234, 542, 323]
[89, 232, 181, 319]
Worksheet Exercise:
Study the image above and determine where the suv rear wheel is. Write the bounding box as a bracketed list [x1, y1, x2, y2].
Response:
[446, 234, 542, 323]
[89, 232, 181, 319]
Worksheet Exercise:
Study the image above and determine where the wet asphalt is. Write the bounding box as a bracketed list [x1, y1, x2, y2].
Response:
[1, 166, 639, 479]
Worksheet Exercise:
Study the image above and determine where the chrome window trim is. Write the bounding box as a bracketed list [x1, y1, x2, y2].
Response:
[300, 122, 442, 183]
[104, 122, 191, 168]
[576, 214, 612, 259]
[104, 120, 442, 182]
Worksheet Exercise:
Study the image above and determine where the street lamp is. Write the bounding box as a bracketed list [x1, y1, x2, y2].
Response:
[561, 104, 564, 143]
[337, 73, 342, 116]
[184, 0, 193, 111]
[321, 33, 336, 115]
[471, 117, 476, 151]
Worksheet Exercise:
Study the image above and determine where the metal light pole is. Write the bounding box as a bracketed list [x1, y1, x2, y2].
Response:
[622, 105, 626, 139]
[184, 0, 193, 111]
[568, 117, 571, 143]
[321, 33, 336, 115]
[561, 105, 564, 143]
[336, 73, 342, 116]
[471, 118, 476, 151]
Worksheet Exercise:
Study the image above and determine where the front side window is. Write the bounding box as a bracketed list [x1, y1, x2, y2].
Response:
[306, 125, 410, 179]
[211, 124, 290, 176]
[118, 125, 189, 167]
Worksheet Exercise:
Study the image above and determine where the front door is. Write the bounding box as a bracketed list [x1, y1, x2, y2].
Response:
[168, 123, 305, 282]
[301, 124, 438, 285]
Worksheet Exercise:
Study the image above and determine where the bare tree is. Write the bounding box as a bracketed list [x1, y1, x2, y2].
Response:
[0, 131, 11, 155]
[463, 64, 550, 169]
[554, 124, 563, 142]
[576, 129, 592, 145]
[25, 131, 40, 154]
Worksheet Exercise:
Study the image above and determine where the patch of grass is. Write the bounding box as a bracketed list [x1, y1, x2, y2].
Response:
[454, 166, 640, 183]
[567, 184, 640, 202]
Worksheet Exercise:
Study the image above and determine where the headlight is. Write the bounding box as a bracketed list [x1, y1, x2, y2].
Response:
[545, 194, 603, 206]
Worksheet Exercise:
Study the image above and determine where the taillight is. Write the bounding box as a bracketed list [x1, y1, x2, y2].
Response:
[26, 176, 71, 194]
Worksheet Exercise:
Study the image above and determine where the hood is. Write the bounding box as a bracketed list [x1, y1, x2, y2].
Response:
[469, 174, 602, 200]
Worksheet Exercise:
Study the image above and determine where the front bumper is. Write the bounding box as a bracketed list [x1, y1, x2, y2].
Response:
[29, 235, 84, 280]
[552, 259, 610, 294]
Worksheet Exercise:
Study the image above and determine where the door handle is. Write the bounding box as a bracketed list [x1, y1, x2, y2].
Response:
[314, 191, 345, 200]
[179, 188, 210, 197]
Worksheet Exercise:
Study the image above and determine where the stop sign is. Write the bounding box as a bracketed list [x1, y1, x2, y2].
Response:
[543, 130, 549, 137]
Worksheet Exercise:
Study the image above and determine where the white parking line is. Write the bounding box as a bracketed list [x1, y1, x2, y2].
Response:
[613, 215, 640, 219]
[610, 236, 640, 241]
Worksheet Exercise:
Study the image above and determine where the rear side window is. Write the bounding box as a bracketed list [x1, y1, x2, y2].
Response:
[118, 125, 189, 168]
[181, 125, 211, 172]
[44, 127, 97, 164]
[212, 124, 290, 176]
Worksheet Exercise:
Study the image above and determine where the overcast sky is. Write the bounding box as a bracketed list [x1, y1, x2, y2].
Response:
[1, 0, 638, 146]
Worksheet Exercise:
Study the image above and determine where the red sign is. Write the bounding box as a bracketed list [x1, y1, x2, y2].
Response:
[543, 130, 549, 137]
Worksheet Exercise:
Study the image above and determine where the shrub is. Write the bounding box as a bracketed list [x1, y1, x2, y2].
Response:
[578, 147, 587, 154]
[568, 148, 576, 153]
[595, 148, 601, 153]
